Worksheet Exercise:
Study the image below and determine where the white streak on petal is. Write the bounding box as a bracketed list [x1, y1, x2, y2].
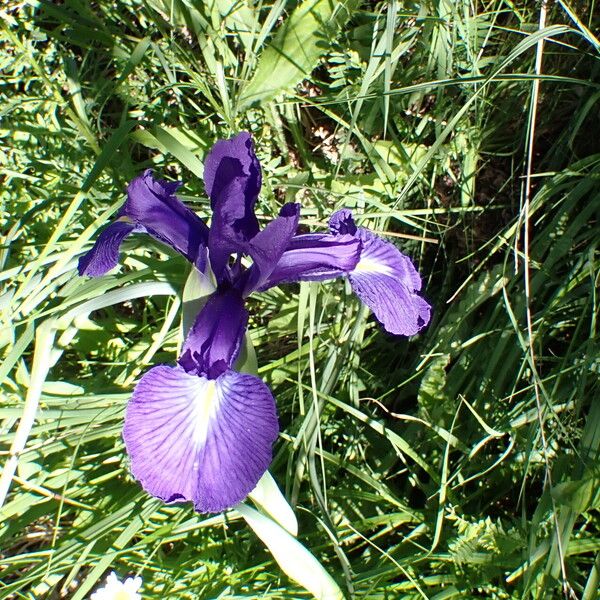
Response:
[354, 256, 392, 275]
[347, 228, 430, 335]
[192, 379, 219, 446]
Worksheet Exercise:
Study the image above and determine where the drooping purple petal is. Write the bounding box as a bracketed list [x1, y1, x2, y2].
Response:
[79, 170, 210, 277]
[258, 233, 361, 290]
[347, 229, 430, 335]
[123, 365, 278, 513]
[352, 227, 423, 292]
[179, 289, 248, 379]
[243, 203, 300, 293]
[123, 170, 209, 270]
[78, 219, 138, 277]
[349, 269, 431, 336]
[330, 210, 431, 336]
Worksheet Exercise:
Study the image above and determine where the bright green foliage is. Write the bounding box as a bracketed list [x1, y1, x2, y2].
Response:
[1, 1, 599, 599]
[239, 0, 359, 108]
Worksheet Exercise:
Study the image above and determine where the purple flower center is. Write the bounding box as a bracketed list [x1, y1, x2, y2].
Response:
[78, 131, 431, 513]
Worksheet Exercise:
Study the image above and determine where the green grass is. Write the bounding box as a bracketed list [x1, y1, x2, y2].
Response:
[1, 0, 599, 598]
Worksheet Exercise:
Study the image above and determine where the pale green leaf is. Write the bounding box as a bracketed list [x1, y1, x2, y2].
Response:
[181, 267, 216, 339]
[236, 503, 343, 600]
[248, 471, 298, 536]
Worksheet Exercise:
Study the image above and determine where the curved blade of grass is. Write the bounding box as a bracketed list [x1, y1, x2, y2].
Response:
[0, 319, 57, 509]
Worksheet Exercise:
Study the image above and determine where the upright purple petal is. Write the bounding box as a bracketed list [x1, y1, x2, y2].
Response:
[179, 289, 248, 379]
[258, 233, 361, 290]
[123, 365, 278, 513]
[205, 133, 272, 283]
[78, 219, 138, 277]
[330, 210, 431, 336]
[204, 134, 300, 288]
[204, 132, 261, 210]
[207, 178, 249, 282]
[123, 170, 209, 270]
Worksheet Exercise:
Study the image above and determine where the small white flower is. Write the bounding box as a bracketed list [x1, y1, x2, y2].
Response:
[90, 572, 142, 600]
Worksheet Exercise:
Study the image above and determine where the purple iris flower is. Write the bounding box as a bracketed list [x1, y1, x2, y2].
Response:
[78, 132, 431, 513]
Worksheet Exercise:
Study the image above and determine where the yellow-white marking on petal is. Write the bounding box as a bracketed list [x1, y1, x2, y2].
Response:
[354, 256, 391, 275]
[192, 379, 219, 448]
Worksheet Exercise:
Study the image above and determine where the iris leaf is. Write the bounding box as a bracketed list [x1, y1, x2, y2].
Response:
[236, 503, 343, 600]
[248, 471, 298, 537]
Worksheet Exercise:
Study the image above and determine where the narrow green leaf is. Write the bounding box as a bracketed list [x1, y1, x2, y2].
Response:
[154, 126, 205, 179]
[0, 319, 58, 509]
[181, 267, 216, 339]
[248, 471, 298, 536]
[113, 37, 152, 91]
[236, 503, 343, 599]
[552, 475, 600, 513]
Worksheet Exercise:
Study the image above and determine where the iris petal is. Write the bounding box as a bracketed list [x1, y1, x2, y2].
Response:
[330, 210, 431, 336]
[350, 268, 431, 335]
[179, 289, 248, 379]
[349, 228, 430, 335]
[329, 208, 357, 236]
[258, 233, 361, 290]
[124, 170, 209, 269]
[77, 220, 137, 277]
[353, 227, 423, 292]
[204, 131, 261, 213]
[123, 365, 278, 513]
[79, 170, 209, 277]
[205, 132, 261, 251]
[204, 135, 300, 289]
[207, 178, 249, 281]
[244, 203, 301, 292]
